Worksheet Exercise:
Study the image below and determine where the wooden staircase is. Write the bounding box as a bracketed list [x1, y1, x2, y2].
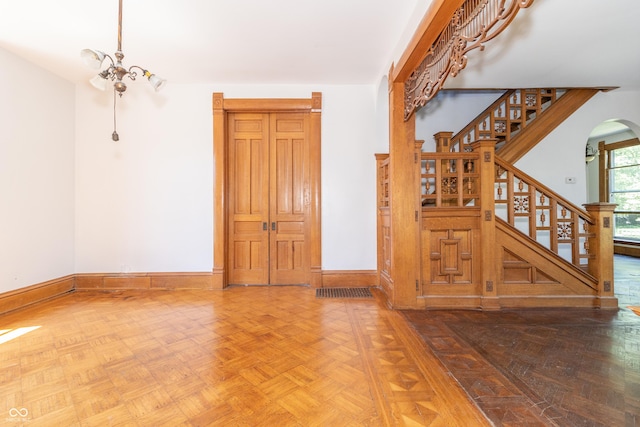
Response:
[376, 88, 617, 310]
[449, 88, 600, 162]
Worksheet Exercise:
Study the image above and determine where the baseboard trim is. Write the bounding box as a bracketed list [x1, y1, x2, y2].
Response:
[1, 269, 378, 314]
[0, 275, 75, 315]
[75, 272, 214, 290]
[321, 270, 377, 288]
[614, 243, 640, 257]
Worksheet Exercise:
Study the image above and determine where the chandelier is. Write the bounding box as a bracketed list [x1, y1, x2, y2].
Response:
[80, 0, 166, 141]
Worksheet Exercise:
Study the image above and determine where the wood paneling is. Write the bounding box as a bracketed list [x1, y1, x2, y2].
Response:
[421, 211, 481, 302]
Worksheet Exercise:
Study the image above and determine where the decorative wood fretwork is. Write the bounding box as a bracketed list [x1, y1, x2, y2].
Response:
[420, 152, 481, 207]
[404, 0, 535, 120]
[377, 154, 390, 208]
[494, 157, 594, 269]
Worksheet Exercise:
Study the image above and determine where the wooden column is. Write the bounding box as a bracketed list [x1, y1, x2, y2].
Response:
[212, 93, 226, 289]
[309, 92, 323, 288]
[472, 140, 500, 310]
[375, 153, 391, 295]
[584, 203, 618, 309]
[388, 78, 420, 309]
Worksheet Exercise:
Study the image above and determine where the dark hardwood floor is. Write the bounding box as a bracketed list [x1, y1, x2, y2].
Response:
[403, 255, 640, 426]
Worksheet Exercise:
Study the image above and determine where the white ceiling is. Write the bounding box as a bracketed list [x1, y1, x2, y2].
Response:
[0, 0, 421, 85]
[1, 0, 639, 91]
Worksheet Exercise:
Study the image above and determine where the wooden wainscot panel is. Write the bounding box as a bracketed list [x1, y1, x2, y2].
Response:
[0, 275, 74, 315]
[420, 210, 481, 306]
[151, 273, 213, 289]
[76, 273, 214, 290]
[322, 270, 377, 288]
[103, 275, 151, 289]
[74, 274, 105, 289]
[496, 220, 599, 308]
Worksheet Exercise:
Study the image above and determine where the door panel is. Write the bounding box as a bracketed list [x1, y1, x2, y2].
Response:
[228, 113, 269, 284]
[227, 112, 310, 285]
[270, 114, 309, 284]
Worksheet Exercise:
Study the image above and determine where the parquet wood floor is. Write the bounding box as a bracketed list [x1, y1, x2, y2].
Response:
[0, 285, 488, 426]
[403, 255, 640, 427]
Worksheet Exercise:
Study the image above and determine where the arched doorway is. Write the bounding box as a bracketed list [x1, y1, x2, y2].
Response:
[586, 119, 640, 257]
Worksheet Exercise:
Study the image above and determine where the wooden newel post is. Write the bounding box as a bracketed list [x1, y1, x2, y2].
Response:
[433, 131, 453, 153]
[471, 140, 500, 310]
[583, 203, 618, 309]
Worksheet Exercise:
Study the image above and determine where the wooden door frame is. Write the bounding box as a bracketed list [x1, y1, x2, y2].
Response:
[212, 92, 322, 289]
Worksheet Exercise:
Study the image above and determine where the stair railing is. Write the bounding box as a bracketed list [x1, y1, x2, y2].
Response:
[450, 88, 566, 153]
[418, 144, 595, 270]
[419, 152, 481, 208]
[494, 156, 594, 269]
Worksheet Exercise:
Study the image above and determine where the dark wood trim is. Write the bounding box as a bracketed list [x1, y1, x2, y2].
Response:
[614, 242, 640, 257]
[2, 268, 378, 314]
[599, 137, 640, 202]
[321, 270, 377, 288]
[0, 276, 74, 315]
[604, 137, 640, 151]
[75, 272, 214, 290]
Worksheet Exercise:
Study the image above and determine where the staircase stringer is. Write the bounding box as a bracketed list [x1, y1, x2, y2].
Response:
[450, 89, 565, 153]
[497, 88, 601, 163]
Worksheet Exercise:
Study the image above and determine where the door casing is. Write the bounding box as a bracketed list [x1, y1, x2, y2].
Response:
[212, 93, 322, 288]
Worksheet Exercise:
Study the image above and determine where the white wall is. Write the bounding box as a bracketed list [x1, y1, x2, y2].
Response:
[415, 90, 503, 151]
[0, 47, 75, 293]
[75, 83, 379, 273]
[516, 89, 640, 206]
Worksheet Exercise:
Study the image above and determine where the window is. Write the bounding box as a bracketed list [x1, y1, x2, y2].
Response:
[605, 140, 640, 242]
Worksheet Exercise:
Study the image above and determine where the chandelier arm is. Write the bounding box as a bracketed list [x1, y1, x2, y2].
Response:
[103, 54, 116, 68]
[127, 65, 148, 80]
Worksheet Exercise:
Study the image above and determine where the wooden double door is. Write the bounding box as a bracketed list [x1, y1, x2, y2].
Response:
[227, 112, 310, 285]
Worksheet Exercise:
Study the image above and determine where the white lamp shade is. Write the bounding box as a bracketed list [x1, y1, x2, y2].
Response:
[89, 73, 109, 91]
[80, 49, 106, 69]
[147, 74, 166, 92]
